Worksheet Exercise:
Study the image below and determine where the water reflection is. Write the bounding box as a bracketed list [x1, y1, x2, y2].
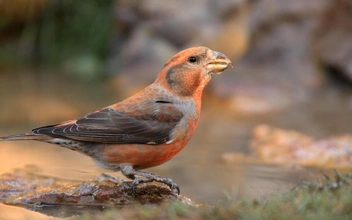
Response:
[0, 203, 58, 220]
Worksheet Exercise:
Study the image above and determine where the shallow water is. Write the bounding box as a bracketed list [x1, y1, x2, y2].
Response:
[1, 72, 352, 217]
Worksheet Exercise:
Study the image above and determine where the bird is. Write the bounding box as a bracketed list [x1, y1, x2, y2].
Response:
[0, 46, 232, 194]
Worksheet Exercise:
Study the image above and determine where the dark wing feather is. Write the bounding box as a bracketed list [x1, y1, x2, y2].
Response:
[32, 104, 183, 144]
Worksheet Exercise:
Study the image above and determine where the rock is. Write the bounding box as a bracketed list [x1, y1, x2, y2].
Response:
[0, 169, 197, 217]
[118, 26, 177, 68]
[194, 0, 250, 62]
[250, 124, 314, 165]
[314, 0, 352, 83]
[295, 135, 352, 168]
[108, 0, 352, 114]
[107, 25, 177, 91]
[221, 152, 252, 164]
[109, 0, 248, 92]
[250, 124, 352, 169]
[209, 0, 330, 113]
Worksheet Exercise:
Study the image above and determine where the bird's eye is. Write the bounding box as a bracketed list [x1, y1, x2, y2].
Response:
[188, 56, 197, 63]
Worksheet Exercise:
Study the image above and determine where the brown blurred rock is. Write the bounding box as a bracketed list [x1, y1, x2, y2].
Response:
[196, 0, 250, 62]
[221, 152, 252, 164]
[211, 0, 331, 113]
[118, 26, 177, 67]
[109, 0, 249, 90]
[251, 124, 314, 165]
[250, 124, 352, 169]
[109, 0, 352, 114]
[314, 0, 352, 83]
[107, 24, 178, 92]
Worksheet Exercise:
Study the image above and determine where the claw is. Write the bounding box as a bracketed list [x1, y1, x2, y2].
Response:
[120, 165, 181, 195]
[129, 176, 180, 195]
[162, 177, 180, 195]
[130, 177, 148, 194]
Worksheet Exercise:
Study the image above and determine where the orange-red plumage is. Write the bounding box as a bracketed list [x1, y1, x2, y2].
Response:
[0, 47, 232, 194]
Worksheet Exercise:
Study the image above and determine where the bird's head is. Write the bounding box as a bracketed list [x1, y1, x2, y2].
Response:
[156, 46, 232, 96]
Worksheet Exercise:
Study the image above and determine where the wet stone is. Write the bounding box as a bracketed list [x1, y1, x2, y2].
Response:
[0, 169, 196, 216]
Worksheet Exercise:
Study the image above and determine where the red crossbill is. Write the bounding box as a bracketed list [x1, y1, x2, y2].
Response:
[0, 47, 232, 194]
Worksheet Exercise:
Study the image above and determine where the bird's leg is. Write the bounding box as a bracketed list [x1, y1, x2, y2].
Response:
[120, 165, 180, 194]
[97, 173, 124, 183]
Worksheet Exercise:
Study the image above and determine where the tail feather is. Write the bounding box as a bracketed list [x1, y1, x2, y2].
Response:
[0, 133, 50, 142]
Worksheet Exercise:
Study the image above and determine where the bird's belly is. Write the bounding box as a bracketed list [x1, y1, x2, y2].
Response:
[96, 117, 199, 170]
[99, 140, 188, 170]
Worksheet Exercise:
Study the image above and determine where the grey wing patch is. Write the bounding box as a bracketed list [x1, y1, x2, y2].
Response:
[32, 105, 183, 145]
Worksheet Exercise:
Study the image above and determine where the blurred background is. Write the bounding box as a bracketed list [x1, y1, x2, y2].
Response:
[1, 0, 352, 215]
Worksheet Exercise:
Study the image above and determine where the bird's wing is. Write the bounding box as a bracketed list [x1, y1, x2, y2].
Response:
[32, 102, 183, 144]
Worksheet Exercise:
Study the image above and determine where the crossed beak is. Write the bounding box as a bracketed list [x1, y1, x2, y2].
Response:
[206, 50, 233, 75]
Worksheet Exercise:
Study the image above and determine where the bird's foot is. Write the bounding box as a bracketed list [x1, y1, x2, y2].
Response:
[131, 175, 180, 195]
[120, 165, 180, 195]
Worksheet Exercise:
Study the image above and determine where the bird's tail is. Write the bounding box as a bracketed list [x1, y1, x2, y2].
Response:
[0, 133, 49, 142]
